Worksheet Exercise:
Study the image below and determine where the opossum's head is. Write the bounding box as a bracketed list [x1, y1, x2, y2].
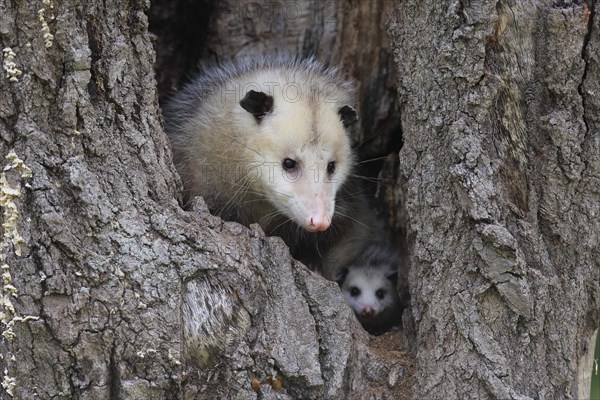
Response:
[239, 88, 358, 232]
[336, 250, 399, 319]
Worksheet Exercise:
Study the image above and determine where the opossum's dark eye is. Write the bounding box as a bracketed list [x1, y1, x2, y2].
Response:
[375, 289, 385, 299]
[350, 287, 360, 297]
[282, 158, 297, 171]
[327, 161, 336, 174]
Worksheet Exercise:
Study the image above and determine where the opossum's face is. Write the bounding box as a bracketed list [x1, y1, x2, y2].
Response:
[240, 90, 357, 232]
[338, 267, 398, 319]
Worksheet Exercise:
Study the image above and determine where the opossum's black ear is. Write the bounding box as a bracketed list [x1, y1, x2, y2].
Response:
[338, 105, 358, 128]
[240, 90, 274, 121]
[386, 271, 399, 286]
[334, 267, 349, 286]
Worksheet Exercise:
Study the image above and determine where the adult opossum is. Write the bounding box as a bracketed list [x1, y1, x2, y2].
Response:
[164, 56, 360, 268]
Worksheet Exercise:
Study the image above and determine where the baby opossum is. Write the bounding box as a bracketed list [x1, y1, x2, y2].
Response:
[335, 241, 403, 335]
[164, 56, 360, 268]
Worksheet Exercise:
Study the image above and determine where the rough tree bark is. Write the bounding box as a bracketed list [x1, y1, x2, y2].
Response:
[2, 0, 598, 399]
[389, 0, 599, 399]
[0, 1, 408, 399]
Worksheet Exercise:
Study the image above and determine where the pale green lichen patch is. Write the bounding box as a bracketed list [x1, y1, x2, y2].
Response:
[1, 151, 36, 397]
[0, 149, 32, 257]
[1, 373, 15, 397]
[2, 48, 22, 83]
[0, 174, 24, 257]
[4, 151, 32, 179]
[0, 264, 15, 323]
[38, 9, 54, 48]
[38, 0, 55, 49]
[2, 316, 39, 340]
[168, 349, 181, 366]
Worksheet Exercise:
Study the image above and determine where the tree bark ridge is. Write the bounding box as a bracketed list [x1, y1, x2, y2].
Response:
[389, 1, 599, 398]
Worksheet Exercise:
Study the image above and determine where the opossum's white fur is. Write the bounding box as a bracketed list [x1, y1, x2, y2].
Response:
[165, 55, 357, 239]
[336, 242, 403, 335]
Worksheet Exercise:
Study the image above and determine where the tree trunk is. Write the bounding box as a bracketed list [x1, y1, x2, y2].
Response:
[2, 0, 598, 399]
[0, 1, 408, 399]
[389, 0, 600, 398]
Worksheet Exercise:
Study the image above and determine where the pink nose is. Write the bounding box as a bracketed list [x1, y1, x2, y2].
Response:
[361, 307, 376, 318]
[306, 215, 331, 232]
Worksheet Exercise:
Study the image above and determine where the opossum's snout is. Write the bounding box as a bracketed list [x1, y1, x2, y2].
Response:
[271, 169, 337, 232]
[360, 307, 376, 318]
[305, 201, 332, 232]
[300, 190, 337, 232]
[306, 217, 330, 232]
[265, 176, 337, 233]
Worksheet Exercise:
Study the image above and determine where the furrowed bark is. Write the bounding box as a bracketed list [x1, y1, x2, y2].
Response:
[389, 1, 599, 398]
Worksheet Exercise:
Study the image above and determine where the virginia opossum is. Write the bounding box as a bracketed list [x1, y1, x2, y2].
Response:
[164, 56, 361, 268]
[335, 241, 403, 335]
